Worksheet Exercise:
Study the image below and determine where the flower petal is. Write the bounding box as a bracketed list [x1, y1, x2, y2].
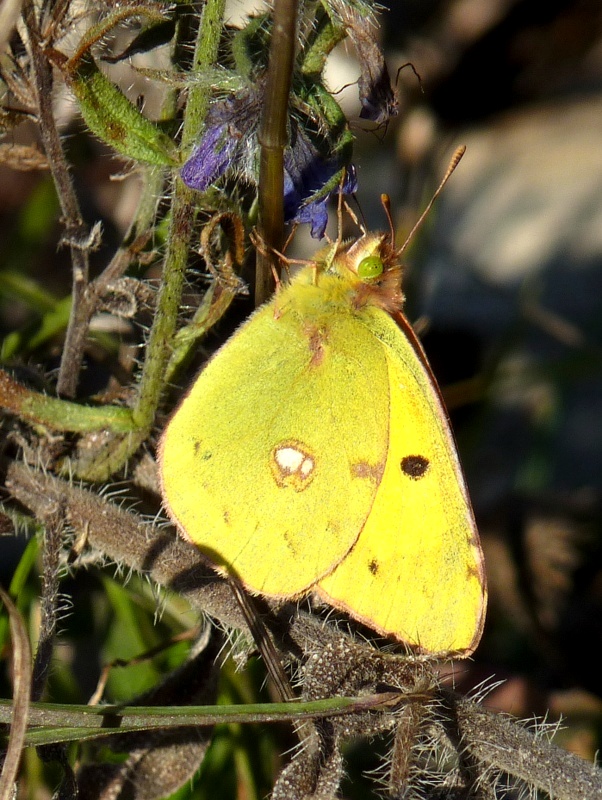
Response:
[181, 124, 236, 191]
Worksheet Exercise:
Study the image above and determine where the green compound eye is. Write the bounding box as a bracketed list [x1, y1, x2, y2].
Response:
[357, 255, 384, 279]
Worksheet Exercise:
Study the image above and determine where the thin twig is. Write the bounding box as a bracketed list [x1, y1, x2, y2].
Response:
[22, 2, 91, 398]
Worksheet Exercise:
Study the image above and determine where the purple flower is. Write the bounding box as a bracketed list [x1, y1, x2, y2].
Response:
[180, 91, 260, 191]
[284, 153, 357, 238]
[181, 90, 356, 239]
[180, 123, 238, 190]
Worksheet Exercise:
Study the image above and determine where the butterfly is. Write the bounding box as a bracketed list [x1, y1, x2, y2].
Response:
[159, 199, 487, 656]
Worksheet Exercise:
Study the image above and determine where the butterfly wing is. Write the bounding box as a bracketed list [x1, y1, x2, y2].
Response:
[316, 308, 486, 655]
[159, 293, 391, 597]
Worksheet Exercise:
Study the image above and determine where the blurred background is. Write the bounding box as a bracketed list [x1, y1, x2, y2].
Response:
[1, 0, 602, 791]
[361, 0, 602, 757]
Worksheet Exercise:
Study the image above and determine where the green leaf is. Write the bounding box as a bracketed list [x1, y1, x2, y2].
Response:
[0, 369, 135, 433]
[67, 55, 179, 166]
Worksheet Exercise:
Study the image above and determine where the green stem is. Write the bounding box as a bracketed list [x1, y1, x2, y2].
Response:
[131, 0, 226, 433]
[64, 0, 226, 481]
[0, 693, 401, 738]
[180, 0, 227, 154]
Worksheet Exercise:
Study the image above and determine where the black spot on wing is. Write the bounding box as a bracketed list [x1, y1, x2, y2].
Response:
[400, 455, 430, 479]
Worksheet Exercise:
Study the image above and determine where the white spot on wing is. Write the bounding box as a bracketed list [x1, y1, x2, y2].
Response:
[276, 447, 305, 473]
[300, 458, 314, 478]
[271, 442, 316, 490]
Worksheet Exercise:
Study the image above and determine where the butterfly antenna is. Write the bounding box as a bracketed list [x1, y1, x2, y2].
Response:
[381, 193, 395, 244]
[396, 62, 424, 94]
[397, 145, 466, 256]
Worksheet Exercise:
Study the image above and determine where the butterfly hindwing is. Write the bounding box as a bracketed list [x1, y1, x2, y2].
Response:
[316, 307, 486, 654]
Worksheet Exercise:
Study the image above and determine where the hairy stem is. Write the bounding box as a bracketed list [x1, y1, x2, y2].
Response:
[132, 0, 226, 436]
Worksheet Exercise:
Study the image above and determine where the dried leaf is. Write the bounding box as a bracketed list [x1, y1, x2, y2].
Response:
[0, 142, 48, 170]
[327, 0, 397, 123]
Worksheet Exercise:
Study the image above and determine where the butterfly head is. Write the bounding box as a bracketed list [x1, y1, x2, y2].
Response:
[337, 232, 404, 314]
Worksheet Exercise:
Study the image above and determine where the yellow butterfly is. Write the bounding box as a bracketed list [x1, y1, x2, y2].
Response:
[159, 229, 487, 656]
